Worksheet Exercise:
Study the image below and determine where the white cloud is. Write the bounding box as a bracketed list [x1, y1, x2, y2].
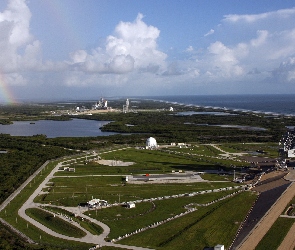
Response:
[185, 45, 194, 52]
[70, 13, 167, 75]
[21, 40, 42, 69]
[224, 8, 295, 23]
[0, 0, 32, 46]
[178, 7, 295, 87]
[250, 30, 268, 47]
[2, 1, 295, 99]
[206, 41, 244, 78]
[109, 54, 135, 73]
[0, 0, 43, 77]
[204, 29, 214, 37]
[69, 50, 88, 64]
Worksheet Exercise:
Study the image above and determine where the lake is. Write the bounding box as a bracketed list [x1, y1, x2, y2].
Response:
[0, 119, 117, 138]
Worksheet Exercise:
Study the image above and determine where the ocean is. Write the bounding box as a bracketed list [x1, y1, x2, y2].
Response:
[144, 94, 295, 116]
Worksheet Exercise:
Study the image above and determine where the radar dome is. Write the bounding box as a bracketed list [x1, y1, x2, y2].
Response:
[146, 137, 157, 149]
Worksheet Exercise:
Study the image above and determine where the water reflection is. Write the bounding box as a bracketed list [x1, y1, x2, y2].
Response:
[0, 119, 117, 138]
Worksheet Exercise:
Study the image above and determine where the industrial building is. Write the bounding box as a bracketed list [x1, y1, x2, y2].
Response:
[87, 199, 108, 208]
[93, 98, 108, 109]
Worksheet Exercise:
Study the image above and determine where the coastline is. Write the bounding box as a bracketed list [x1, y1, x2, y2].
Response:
[137, 94, 295, 117]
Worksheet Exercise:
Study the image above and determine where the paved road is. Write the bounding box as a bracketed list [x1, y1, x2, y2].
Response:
[0, 160, 49, 212]
[0, 153, 151, 249]
[238, 182, 295, 250]
[278, 221, 295, 250]
[17, 160, 152, 249]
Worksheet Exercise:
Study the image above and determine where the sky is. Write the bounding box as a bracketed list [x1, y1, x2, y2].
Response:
[1, 0, 295, 102]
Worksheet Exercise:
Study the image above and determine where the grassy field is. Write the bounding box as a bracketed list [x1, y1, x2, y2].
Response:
[0, 142, 275, 249]
[26, 208, 86, 238]
[34, 175, 238, 206]
[220, 142, 279, 158]
[0, 159, 94, 249]
[53, 145, 252, 178]
[87, 190, 239, 239]
[118, 191, 257, 249]
[43, 206, 103, 235]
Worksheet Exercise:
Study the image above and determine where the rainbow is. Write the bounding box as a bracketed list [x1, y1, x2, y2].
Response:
[0, 73, 16, 104]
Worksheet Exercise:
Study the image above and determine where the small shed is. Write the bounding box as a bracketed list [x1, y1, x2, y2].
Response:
[214, 245, 224, 250]
[126, 202, 136, 208]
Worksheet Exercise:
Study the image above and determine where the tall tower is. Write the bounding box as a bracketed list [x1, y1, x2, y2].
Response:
[123, 98, 129, 113]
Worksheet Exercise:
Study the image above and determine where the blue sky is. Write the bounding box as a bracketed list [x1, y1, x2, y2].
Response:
[1, 0, 295, 102]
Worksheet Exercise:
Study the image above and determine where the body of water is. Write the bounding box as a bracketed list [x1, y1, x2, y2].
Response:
[0, 119, 117, 138]
[147, 94, 295, 116]
[1, 94, 295, 138]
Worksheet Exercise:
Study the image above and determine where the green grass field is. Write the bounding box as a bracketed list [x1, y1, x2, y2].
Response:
[53, 146, 250, 179]
[87, 190, 239, 239]
[43, 206, 104, 235]
[34, 174, 238, 206]
[0, 142, 275, 249]
[26, 208, 86, 238]
[0, 159, 93, 250]
[118, 191, 257, 249]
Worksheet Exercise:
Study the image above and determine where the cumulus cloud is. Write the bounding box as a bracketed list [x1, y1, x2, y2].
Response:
[0, 0, 43, 81]
[206, 41, 244, 78]
[0, 0, 32, 46]
[182, 7, 295, 86]
[69, 13, 167, 75]
[2, 1, 295, 99]
[108, 54, 135, 73]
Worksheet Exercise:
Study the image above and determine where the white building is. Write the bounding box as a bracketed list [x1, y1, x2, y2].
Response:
[126, 202, 136, 208]
[288, 149, 295, 158]
[214, 245, 224, 250]
[87, 199, 108, 208]
[146, 137, 158, 149]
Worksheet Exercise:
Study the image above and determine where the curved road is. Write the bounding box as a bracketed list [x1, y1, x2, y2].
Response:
[1, 154, 151, 250]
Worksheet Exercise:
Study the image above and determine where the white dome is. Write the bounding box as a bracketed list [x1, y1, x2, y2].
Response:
[146, 137, 157, 148]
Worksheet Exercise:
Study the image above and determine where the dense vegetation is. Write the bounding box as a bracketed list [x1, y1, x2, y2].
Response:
[95, 112, 289, 143]
[0, 134, 77, 203]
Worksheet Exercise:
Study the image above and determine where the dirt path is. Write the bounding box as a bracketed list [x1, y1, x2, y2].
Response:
[238, 182, 295, 250]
